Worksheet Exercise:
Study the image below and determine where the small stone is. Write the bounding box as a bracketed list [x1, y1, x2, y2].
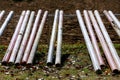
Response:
[5, 72, 10, 75]
[32, 66, 36, 68]
[104, 70, 111, 75]
[66, 66, 70, 69]
[19, 72, 23, 75]
[44, 66, 49, 70]
[52, 68, 55, 72]
[72, 75, 75, 78]
[81, 71, 85, 74]
[46, 71, 50, 74]
[69, 77, 74, 80]
[22, 67, 26, 71]
[30, 68, 33, 70]
[55, 70, 58, 74]
[45, 66, 48, 68]
[58, 75, 63, 79]
[48, 68, 52, 72]
[75, 65, 80, 69]
[43, 70, 46, 73]
[0, 62, 2, 66]
[4, 66, 10, 70]
[103, 77, 106, 80]
[108, 73, 111, 76]
[72, 60, 76, 64]
[80, 75, 86, 78]
[26, 77, 29, 80]
[96, 77, 103, 80]
[38, 78, 44, 80]
[52, 76, 55, 79]
[36, 66, 39, 70]
[44, 71, 49, 76]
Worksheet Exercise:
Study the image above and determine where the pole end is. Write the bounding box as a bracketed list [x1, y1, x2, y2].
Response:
[113, 69, 119, 74]
[47, 62, 53, 66]
[55, 63, 61, 67]
[96, 69, 102, 74]
[2, 61, 8, 65]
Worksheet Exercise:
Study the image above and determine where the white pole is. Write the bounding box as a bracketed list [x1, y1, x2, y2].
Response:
[55, 10, 63, 66]
[2, 11, 26, 64]
[83, 10, 105, 67]
[9, 10, 30, 64]
[22, 10, 42, 64]
[108, 11, 120, 29]
[88, 11, 118, 73]
[0, 10, 5, 21]
[103, 10, 120, 37]
[94, 10, 120, 70]
[0, 10, 5, 36]
[27, 11, 48, 65]
[15, 11, 35, 65]
[0, 11, 14, 36]
[47, 9, 59, 65]
[76, 10, 101, 73]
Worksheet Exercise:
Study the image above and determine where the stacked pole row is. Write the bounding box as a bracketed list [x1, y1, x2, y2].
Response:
[76, 10, 120, 74]
[2, 10, 48, 65]
[0, 10, 14, 36]
[1, 10, 120, 74]
[47, 10, 63, 66]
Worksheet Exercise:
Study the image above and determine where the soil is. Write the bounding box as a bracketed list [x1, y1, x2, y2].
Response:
[0, 0, 120, 45]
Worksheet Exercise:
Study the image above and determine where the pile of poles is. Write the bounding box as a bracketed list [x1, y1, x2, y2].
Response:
[2, 10, 48, 66]
[0, 10, 14, 36]
[1, 9, 120, 74]
[103, 10, 120, 37]
[47, 10, 63, 66]
[76, 10, 120, 74]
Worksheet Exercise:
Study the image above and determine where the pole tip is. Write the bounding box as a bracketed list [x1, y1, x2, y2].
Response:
[47, 62, 53, 66]
[15, 63, 20, 66]
[100, 64, 106, 69]
[2, 61, 8, 65]
[21, 61, 27, 66]
[113, 69, 119, 74]
[55, 63, 61, 67]
[96, 69, 102, 74]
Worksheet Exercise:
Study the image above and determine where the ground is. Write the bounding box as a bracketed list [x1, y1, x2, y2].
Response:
[0, 0, 120, 80]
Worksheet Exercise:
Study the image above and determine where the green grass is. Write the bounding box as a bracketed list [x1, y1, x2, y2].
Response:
[0, 43, 120, 80]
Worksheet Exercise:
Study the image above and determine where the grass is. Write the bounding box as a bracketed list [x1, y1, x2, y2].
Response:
[0, 43, 120, 80]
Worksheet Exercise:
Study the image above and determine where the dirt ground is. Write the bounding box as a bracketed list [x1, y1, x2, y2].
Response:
[0, 0, 120, 45]
[0, 0, 120, 13]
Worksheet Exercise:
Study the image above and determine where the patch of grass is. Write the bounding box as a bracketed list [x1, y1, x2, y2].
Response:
[0, 43, 120, 80]
[0, 45, 7, 60]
